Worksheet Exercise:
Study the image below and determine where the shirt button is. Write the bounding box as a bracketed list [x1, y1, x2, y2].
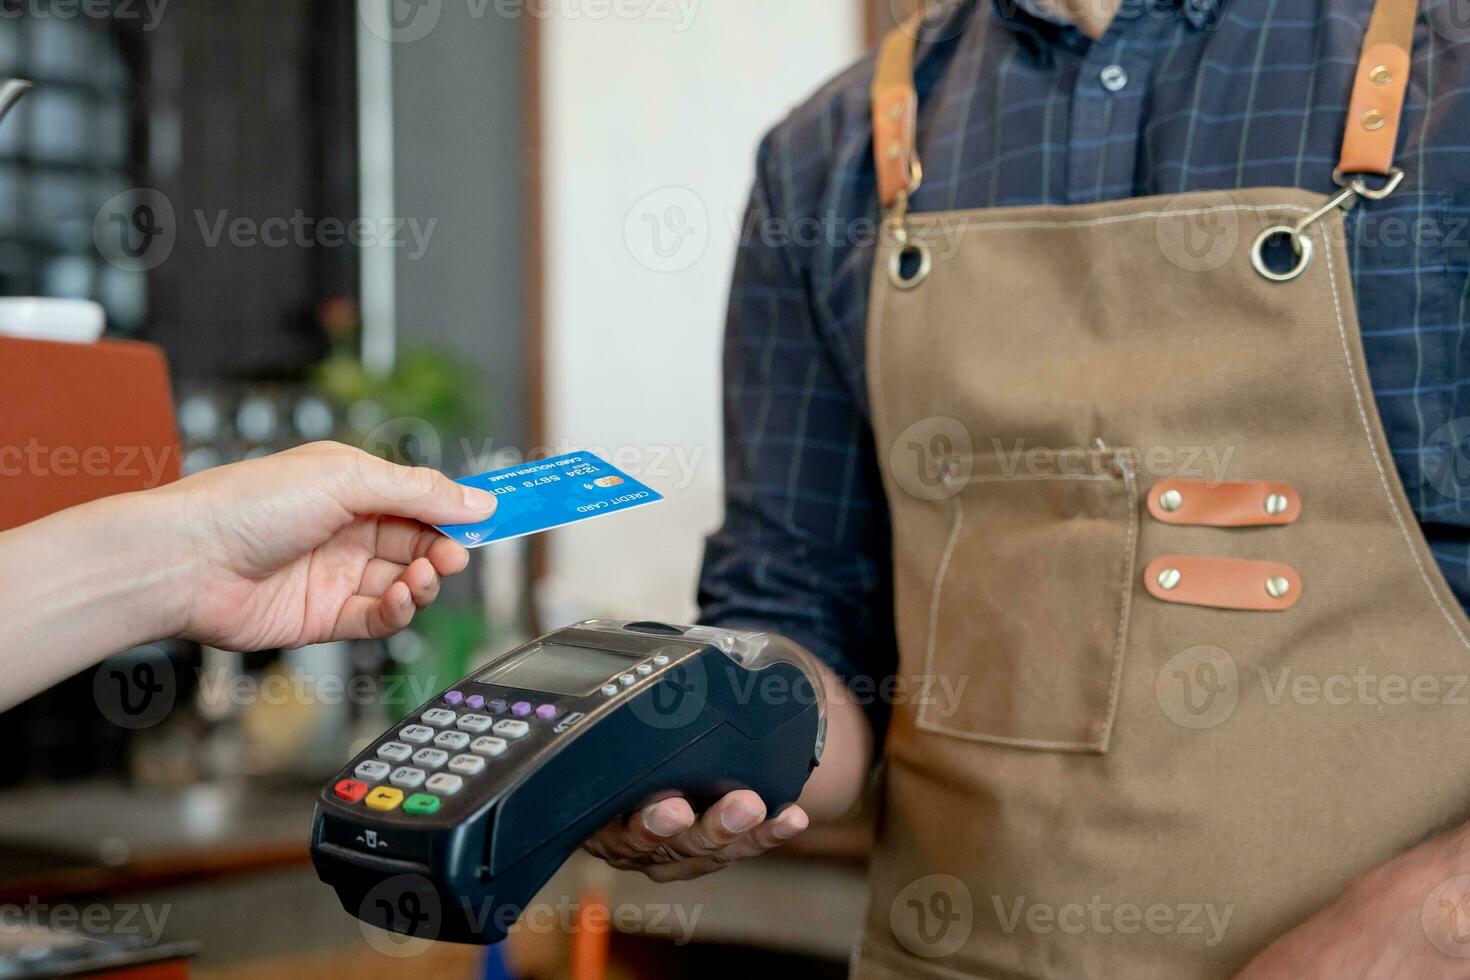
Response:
[1100, 64, 1128, 92]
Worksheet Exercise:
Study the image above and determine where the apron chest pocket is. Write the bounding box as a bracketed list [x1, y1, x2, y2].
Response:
[916, 448, 1139, 753]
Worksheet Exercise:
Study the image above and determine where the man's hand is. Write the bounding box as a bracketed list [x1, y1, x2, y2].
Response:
[1235, 821, 1470, 980]
[583, 791, 810, 882]
[161, 442, 496, 651]
[579, 659, 873, 882]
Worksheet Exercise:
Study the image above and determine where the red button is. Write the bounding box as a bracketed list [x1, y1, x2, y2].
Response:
[334, 779, 369, 803]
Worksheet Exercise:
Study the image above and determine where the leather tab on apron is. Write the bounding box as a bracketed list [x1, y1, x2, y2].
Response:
[1145, 556, 1302, 611]
[1147, 479, 1302, 527]
[1337, 0, 1417, 176]
[871, 14, 923, 210]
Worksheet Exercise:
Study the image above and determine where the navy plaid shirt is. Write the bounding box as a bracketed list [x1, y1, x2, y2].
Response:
[698, 0, 1470, 696]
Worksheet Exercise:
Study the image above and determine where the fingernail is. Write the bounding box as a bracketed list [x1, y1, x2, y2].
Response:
[772, 811, 808, 841]
[720, 802, 761, 834]
[463, 487, 496, 512]
[642, 804, 686, 838]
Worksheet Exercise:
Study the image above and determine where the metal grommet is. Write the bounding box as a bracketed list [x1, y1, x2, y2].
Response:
[1362, 109, 1385, 131]
[1159, 489, 1183, 512]
[1266, 576, 1291, 599]
[1250, 225, 1314, 283]
[888, 240, 932, 291]
[1369, 65, 1393, 85]
[1157, 568, 1182, 591]
[1264, 493, 1289, 516]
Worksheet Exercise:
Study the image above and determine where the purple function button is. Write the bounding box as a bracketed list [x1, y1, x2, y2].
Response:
[465, 694, 486, 710]
[443, 691, 465, 706]
[488, 700, 508, 715]
[511, 701, 533, 718]
[535, 704, 558, 720]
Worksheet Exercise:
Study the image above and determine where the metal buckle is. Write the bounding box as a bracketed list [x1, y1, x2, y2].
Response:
[1249, 168, 1405, 283]
[886, 160, 931, 290]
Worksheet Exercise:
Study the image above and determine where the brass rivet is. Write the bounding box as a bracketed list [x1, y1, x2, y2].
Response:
[1266, 576, 1291, 599]
[1159, 489, 1183, 512]
[1157, 568, 1182, 591]
[888, 103, 904, 121]
[1363, 109, 1385, 132]
[1369, 65, 1393, 86]
[887, 143, 902, 160]
[1264, 493, 1289, 516]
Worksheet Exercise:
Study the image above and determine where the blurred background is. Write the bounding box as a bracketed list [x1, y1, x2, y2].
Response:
[0, 1, 918, 977]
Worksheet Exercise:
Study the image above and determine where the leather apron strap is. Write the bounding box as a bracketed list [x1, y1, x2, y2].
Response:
[871, 0, 1419, 210]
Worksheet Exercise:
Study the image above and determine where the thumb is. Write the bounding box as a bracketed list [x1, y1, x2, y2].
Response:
[333, 449, 497, 526]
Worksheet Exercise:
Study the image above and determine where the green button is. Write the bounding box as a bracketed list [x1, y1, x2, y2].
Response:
[403, 793, 441, 815]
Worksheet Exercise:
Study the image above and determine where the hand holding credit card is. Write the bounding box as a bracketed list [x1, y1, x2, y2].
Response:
[434, 451, 664, 548]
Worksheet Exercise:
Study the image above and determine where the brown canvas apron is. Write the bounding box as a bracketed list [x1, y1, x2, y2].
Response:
[855, 0, 1452, 977]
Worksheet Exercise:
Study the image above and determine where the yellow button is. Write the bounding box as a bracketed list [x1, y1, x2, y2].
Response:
[365, 787, 404, 811]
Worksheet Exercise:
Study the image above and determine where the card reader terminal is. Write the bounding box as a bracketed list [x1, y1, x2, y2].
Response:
[310, 620, 826, 944]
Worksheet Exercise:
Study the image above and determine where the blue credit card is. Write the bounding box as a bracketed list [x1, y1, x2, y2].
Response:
[435, 451, 664, 548]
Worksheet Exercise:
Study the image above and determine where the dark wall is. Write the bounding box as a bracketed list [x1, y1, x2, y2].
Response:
[141, 0, 358, 380]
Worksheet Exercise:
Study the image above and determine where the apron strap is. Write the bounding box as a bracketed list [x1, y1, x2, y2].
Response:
[872, 13, 923, 211]
[870, 0, 1419, 208]
[1338, 0, 1418, 178]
